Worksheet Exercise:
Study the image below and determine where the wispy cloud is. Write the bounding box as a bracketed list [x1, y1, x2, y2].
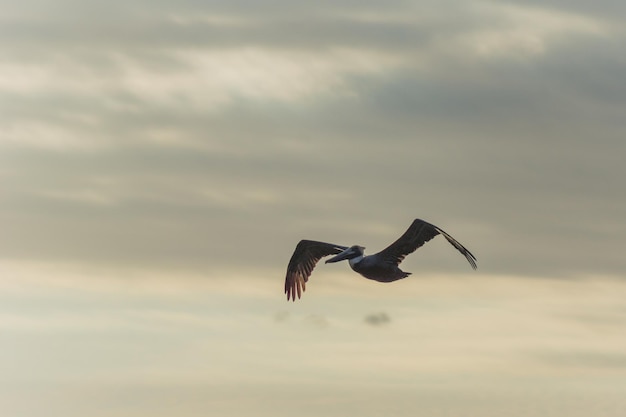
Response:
[2, 2, 626, 416]
[3, 270, 626, 415]
[0, 0, 625, 356]
[364, 312, 391, 326]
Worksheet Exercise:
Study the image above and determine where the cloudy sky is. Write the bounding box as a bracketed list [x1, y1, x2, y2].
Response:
[2, 0, 626, 416]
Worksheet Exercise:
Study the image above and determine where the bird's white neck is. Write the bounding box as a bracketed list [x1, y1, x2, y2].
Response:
[348, 255, 364, 269]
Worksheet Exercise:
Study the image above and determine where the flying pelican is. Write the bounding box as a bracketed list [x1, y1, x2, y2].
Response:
[284, 218, 477, 301]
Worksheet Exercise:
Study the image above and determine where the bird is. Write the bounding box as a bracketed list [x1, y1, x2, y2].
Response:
[284, 218, 477, 301]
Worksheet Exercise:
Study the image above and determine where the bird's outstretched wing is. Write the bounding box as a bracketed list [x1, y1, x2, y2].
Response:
[374, 219, 477, 269]
[284, 240, 349, 301]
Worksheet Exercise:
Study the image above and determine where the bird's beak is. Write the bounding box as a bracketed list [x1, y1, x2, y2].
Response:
[325, 247, 357, 264]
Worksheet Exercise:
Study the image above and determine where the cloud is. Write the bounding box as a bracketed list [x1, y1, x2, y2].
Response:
[364, 312, 391, 326]
[304, 314, 330, 328]
[3, 266, 626, 416]
[533, 350, 626, 370]
[2, 3, 626, 417]
[1, 0, 625, 280]
[273, 311, 290, 322]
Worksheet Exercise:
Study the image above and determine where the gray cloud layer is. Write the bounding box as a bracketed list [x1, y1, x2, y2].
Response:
[2, 0, 625, 279]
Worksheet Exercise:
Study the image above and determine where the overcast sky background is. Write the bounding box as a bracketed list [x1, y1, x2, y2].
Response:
[2, 1, 626, 416]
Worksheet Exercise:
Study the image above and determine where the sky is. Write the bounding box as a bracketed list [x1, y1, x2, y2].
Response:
[1, 0, 626, 416]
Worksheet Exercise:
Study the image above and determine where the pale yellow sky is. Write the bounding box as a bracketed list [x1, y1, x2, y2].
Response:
[2, 263, 626, 416]
[2, 0, 626, 416]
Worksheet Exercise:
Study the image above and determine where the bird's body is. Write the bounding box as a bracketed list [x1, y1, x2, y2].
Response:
[348, 253, 411, 282]
[284, 218, 477, 301]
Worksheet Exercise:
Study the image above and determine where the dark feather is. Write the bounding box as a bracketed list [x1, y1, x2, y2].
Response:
[284, 240, 348, 301]
[375, 219, 477, 269]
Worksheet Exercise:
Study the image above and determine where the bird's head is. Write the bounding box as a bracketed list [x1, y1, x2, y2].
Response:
[325, 245, 365, 264]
